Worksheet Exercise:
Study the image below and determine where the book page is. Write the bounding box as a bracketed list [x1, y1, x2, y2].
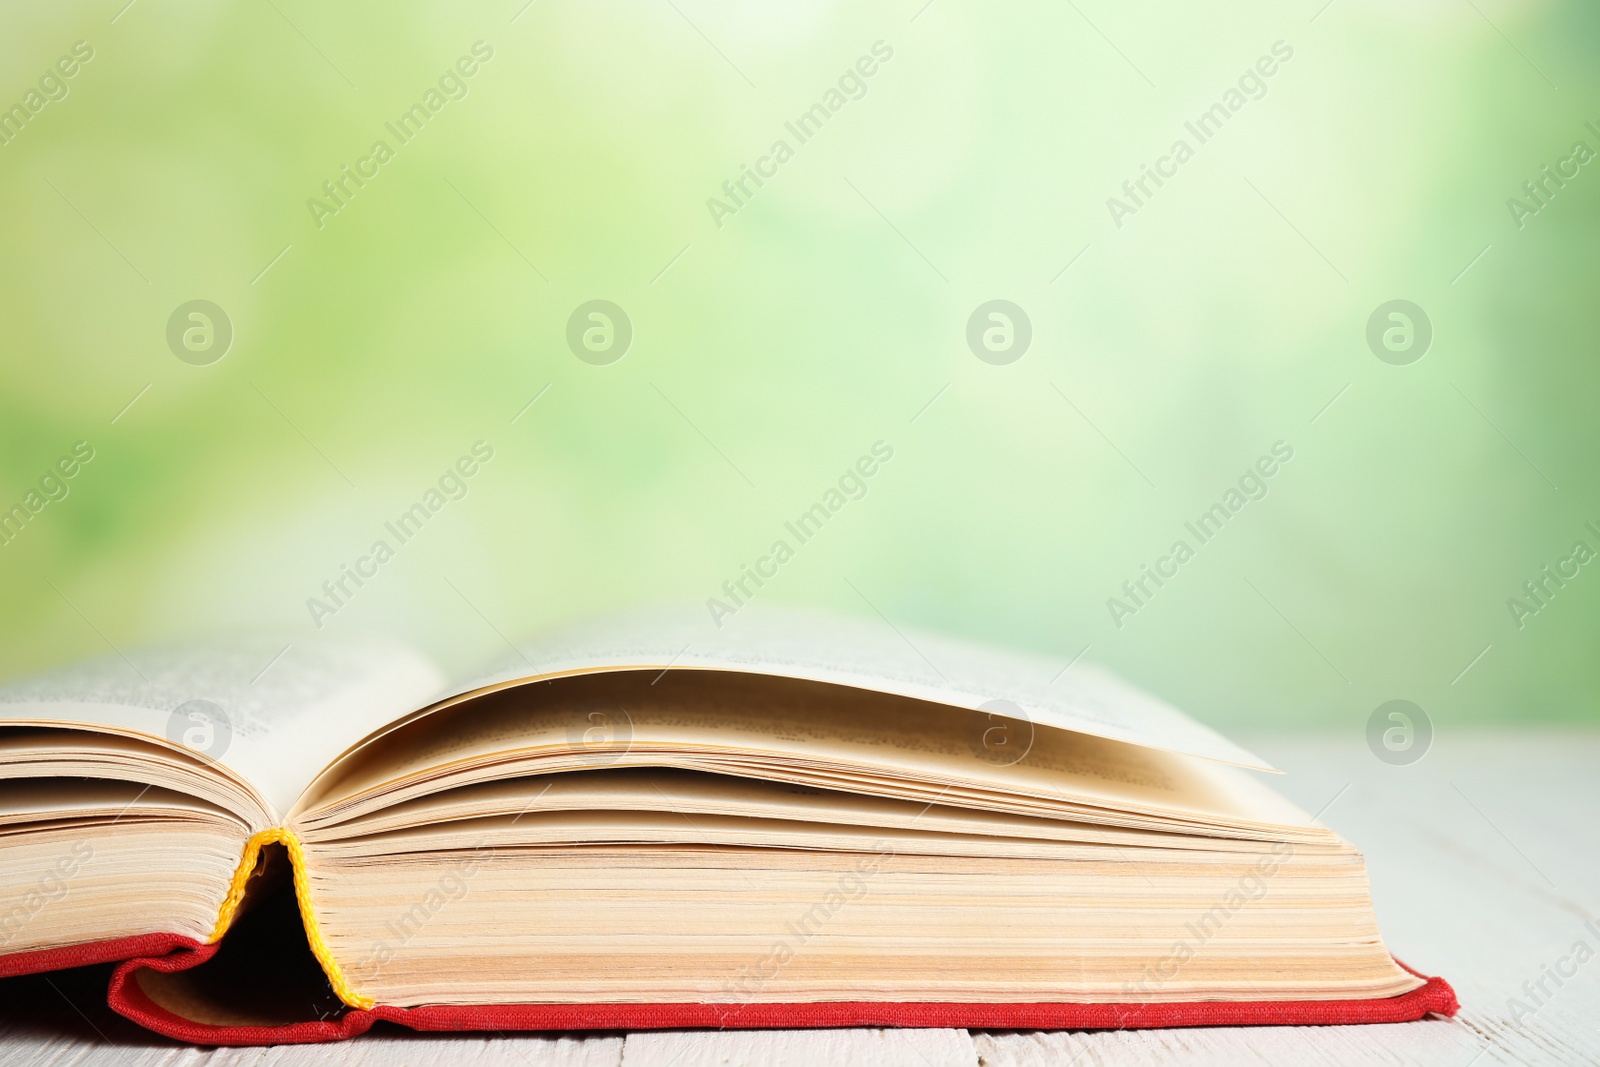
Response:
[296, 670, 1313, 836]
[308, 767, 1305, 853]
[0, 779, 244, 828]
[454, 604, 1272, 771]
[0, 726, 265, 825]
[0, 636, 446, 818]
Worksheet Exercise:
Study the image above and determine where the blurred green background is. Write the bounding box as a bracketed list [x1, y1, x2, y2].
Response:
[2, 0, 1596, 733]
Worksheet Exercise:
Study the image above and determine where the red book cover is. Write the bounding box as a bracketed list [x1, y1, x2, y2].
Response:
[103, 944, 1458, 1047]
[1, 911, 1458, 1046]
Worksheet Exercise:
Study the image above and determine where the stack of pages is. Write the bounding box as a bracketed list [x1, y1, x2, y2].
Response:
[0, 607, 1455, 1045]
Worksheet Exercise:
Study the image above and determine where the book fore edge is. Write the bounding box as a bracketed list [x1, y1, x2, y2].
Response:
[208, 827, 377, 1010]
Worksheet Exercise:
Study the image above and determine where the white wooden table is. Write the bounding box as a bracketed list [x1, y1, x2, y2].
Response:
[3, 730, 1596, 1065]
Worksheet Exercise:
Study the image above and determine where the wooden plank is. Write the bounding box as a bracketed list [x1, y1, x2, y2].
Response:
[1254, 731, 1600, 1067]
[620, 1027, 977, 1067]
[253, 1032, 625, 1067]
[971, 1021, 1471, 1067]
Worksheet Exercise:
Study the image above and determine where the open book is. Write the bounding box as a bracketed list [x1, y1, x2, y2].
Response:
[0, 606, 1455, 1044]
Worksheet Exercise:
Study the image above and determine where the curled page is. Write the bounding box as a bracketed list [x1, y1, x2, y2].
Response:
[446, 604, 1272, 772]
[0, 637, 447, 819]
